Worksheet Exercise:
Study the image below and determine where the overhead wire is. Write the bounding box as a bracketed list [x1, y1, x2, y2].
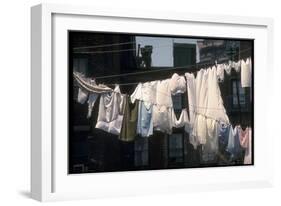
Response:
[72, 36, 184, 50]
[74, 59, 251, 114]
[91, 47, 252, 81]
[73, 42, 177, 54]
[73, 41, 136, 50]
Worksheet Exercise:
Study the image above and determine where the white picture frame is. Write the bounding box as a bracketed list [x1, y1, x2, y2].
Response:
[31, 3, 274, 202]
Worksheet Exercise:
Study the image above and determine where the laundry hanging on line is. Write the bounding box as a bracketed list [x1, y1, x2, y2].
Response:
[72, 57, 252, 165]
[73, 57, 252, 136]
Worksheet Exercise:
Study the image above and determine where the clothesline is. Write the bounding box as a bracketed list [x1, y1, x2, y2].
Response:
[73, 42, 193, 54]
[73, 53, 251, 111]
[74, 48, 136, 54]
[74, 72, 229, 111]
[73, 36, 171, 50]
[73, 41, 136, 50]
[73, 41, 180, 54]
[91, 47, 252, 80]
[74, 79, 232, 115]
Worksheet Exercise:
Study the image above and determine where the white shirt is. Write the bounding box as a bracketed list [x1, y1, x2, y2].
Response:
[241, 57, 252, 87]
[131, 81, 158, 109]
[155, 79, 172, 107]
[95, 85, 125, 135]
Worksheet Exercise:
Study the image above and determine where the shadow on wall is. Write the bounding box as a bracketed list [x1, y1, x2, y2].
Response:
[18, 190, 31, 199]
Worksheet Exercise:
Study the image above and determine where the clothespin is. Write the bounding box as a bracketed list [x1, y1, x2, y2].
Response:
[90, 77, 96, 85]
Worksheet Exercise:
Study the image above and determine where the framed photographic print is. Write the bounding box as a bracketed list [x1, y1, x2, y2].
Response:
[31, 3, 274, 201]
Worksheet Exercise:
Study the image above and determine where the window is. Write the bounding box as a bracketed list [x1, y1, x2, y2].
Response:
[134, 137, 149, 167]
[172, 93, 182, 110]
[168, 133, 184, 165]
[73, 57, 88, 74]
[232, 79, 246, 108]
[173, 43, 196, 67]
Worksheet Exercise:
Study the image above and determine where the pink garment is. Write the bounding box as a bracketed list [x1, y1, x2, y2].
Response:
[239, 127, 249, 147]
[238, 126, 252, 164]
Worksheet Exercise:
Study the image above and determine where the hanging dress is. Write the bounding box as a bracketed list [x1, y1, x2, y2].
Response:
[192, 69, 209, 145]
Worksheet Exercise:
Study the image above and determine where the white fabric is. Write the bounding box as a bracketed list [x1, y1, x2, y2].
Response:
[172, 108, 190, 130]
[73, 72, 113, 93]
[130, 83, 142, 103]
[227, 125, 235, 152]
[185, 72, 198, 149]
[226, 125, 241, 157]
[241, 57, 252, 87]
[192, 69, 209, 145]
[155, 79, 172, 107]
[74, 72, 114, 119]
[136, 101, 154, 137]
[244, 128, 252, 164]
[131, 80, 157, 135]
[224, 62, 232, 75]
[77, 88, 88, 104]
[95, 85, 125, 135]
[205, 66, 229, 124]
[185, 72, 196, 131]
[229, 60, 235, 70]
[196, 69, 208, 115]
[153, 106, 174, 134]
[87, 93, 99, 118]
[130, 81, 158, 109]
[170, 73, 186, 95]
[192, 114, 208, 145]
[153, 79, 174, 134]
[201, 119, 219, 162]
[191, 67, 229, 149]
[233, 60, 241, 72]
[206, 118, 218, 140]
[216, 64, 225, 82]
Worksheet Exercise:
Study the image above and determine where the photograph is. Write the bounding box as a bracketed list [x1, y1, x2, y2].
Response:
[69, 31, 253, 174]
